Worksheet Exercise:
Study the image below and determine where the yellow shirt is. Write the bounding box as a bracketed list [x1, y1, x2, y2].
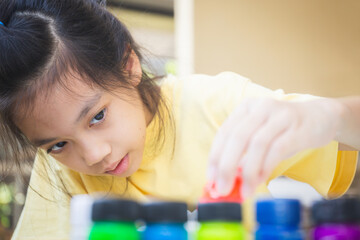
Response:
[12, 72, 358, 239]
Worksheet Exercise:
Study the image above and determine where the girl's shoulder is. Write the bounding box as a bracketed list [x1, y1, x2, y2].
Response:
[159, 72, 252, 100]
[161, 71, 251, 88]
[157, 72, 254, 120]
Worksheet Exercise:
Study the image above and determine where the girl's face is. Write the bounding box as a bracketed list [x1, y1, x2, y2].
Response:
[17, 54, 151, 177]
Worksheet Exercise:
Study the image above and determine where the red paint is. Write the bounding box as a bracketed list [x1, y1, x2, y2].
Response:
[200, 169, 243, 203]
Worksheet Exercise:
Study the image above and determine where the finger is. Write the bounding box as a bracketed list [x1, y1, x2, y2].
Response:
[209, 98, 268, 162]
[214, 112, 268, 195]
[207, 101, 250, 181]
[241, 113, 292, 198]
[260, 127, 299, 181]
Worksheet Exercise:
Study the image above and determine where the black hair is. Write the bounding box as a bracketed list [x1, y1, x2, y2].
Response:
[0, 0, 172, 198]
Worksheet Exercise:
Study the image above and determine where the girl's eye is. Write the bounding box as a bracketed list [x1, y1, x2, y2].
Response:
[47, 141, 67, 154]
[89, 109, 106, 126]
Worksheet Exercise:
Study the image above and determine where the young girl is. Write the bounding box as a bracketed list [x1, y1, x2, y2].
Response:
[0, 0, 359, 239]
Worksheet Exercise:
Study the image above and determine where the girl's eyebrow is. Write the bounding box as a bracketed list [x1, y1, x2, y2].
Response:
[75, 93, 102, 124]
[33, 137, 58, 147]
[32, 93, 102, 147]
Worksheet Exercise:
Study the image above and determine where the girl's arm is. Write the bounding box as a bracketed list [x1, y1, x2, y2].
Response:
[207, 96, 360, 199]
[335, 97, 360, 150]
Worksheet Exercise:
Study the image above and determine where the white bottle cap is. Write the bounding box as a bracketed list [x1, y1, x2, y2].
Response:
[70, 194, 94, 226]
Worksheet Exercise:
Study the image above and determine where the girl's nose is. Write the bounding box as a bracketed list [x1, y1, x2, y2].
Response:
[81, 138, 111, 167]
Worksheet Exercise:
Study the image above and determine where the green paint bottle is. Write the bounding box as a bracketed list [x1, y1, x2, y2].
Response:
[196, 202, 245, 240]
[89, 198, 141, 240]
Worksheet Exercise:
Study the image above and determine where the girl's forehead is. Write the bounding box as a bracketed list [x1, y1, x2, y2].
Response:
[17, 82, 105, 141]
[40, 76, 101, 104]
[15, 77, 101, 124]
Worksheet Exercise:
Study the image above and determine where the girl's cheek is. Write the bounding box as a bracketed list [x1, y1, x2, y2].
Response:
[53, 151, 74, 167]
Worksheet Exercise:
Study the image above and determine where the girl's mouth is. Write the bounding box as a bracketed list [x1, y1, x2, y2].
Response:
[105, 154, 129, 176]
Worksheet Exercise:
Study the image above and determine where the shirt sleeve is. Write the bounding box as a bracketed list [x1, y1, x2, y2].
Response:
[268, 142, 358, 198]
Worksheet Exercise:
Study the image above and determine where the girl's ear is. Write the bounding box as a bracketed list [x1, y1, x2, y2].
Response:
[125, 50, 142, 87]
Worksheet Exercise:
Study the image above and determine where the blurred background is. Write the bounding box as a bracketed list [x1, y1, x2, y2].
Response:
[1, 0, 359, 239]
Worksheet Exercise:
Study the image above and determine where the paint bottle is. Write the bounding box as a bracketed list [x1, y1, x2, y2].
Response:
[312, 197, 360, 240]
[89, 198, 141, 240]
[70, 194, 94, 240]
[200, 168, 243, 204]
[142, 201, 188, 240]
[255, 198, 304, 240]
[196, 202, 245, 240]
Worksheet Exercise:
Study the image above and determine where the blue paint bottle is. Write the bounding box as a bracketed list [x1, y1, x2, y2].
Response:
[142, 201, 188, 240]
[255, 198, 304, 240]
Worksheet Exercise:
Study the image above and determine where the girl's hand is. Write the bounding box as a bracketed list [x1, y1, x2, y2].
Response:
[207, 97, 344, 198]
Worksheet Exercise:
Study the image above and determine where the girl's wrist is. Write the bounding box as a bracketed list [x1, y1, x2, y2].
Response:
[327, 98, 348, 143]
[311, 97, 344, 142]
[333, 97, 360, 150]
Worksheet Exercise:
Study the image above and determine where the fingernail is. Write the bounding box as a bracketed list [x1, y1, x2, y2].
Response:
[209, 186, 220, 199]
[216, 179, 230, 196]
